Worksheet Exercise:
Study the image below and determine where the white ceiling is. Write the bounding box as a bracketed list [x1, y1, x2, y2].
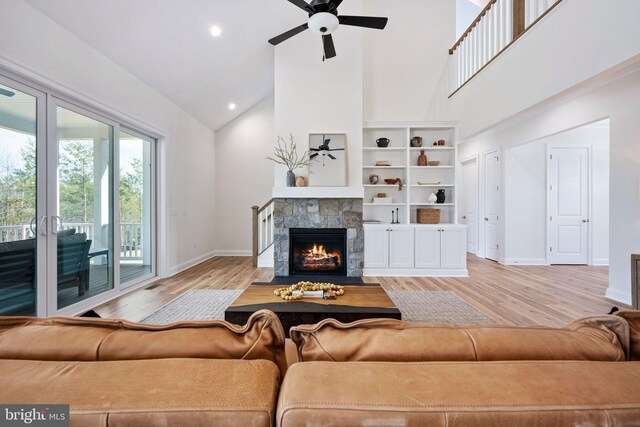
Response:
[25, 0, 305, 130]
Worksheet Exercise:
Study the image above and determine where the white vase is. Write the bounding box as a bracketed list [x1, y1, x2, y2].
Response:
[427, 193, 438, 204]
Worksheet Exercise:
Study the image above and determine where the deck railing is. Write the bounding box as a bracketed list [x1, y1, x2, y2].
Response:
[0, 223, 144, 260]
[450, 0, 563, 95]
[252, 199, 275, 267]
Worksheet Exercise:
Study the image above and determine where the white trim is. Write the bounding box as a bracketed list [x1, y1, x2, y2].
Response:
[363, 268, 468, 277]
[592, 258, 610, 266]
[166, 250, 218, 277]
[459, 154, 480, 255]
[605, 287, 632, 306]
[363, 121, 458, 130]
[272, 187, 364, 199]
[214, 250, 252, 257]
[503, 258, 548, 266]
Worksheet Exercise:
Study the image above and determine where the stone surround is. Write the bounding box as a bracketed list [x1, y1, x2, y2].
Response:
[273, 198, 364, 277]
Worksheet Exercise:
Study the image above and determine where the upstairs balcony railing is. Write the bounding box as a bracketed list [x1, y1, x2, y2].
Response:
[450, 0, 563, 95]
[0, 223, 144, 260]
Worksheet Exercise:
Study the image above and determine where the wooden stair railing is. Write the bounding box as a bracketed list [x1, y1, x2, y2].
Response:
[449, 0, 564, 96]
[252, 198, 275, 267]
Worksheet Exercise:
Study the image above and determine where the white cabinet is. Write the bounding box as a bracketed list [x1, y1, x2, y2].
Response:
[389, 226, 414, 268]
[364, 226, 413, 269]
[415, 228, 441, 268]
[364, 224, 467, 276]
[364, 227, 389, 268]
[440, 228, 466, 269]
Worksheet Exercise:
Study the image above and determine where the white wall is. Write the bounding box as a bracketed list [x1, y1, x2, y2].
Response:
[274, 0, 363, 188]
[456, 0, 483, 40]
[458, 64, 640, 304]
[363, 0, 456, 122]
[451, 0, 640, 140]
[0, 0, 217, 276]
[215, 95, 274, 254]
[504, 123, 609, 265]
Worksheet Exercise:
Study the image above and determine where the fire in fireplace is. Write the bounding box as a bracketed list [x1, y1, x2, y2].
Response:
[289, 228, 347, 276]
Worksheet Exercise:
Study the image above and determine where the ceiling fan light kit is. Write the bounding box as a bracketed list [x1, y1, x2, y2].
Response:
[269, 0, 388, 61]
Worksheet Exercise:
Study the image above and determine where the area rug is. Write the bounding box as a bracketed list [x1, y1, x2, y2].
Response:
[142, 290, 243, 324]
[386, 291, 497, 325]
[142, 289, 496, 326]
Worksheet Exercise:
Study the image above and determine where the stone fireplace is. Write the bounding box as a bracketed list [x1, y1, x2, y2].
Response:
[273, 198, 363, 277]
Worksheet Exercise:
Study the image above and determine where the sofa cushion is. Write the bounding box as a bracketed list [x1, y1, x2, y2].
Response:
[0, 309, 287, 376]
[290, 315, 629, 362]
[0, 358, 279, 427]
[616, 310, 640, 360]
[277, 361, 640, 427]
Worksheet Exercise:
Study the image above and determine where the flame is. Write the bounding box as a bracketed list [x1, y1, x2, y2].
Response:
[304, 243, 340, 264]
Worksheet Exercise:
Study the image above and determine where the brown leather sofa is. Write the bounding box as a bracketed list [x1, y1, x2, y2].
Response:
[0, 309, 639, 426]
[0, 310, 286, 426]
[279, 311, 640, 426]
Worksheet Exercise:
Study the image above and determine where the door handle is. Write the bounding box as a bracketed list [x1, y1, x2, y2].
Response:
[484, 218, 489, 221]
[582, 219, 588, 223]
[51, 216, 61, 235]
[37, 216, 48, 236]
[462, 216, 467, 219]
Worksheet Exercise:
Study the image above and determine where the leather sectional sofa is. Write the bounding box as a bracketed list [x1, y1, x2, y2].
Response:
[0, 309, 638, 426]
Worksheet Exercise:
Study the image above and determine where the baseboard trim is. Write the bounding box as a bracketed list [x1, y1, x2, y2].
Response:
[214, 250, 252, 257]
[605, 287, 632, 305]
[363, 268, 468, 277]
[592, 258, 609, 266]
[503, 258, 548, 266]
[166, 250, 217, 277]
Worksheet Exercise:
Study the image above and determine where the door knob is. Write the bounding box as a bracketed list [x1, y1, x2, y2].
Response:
[462, 216, 467, 219]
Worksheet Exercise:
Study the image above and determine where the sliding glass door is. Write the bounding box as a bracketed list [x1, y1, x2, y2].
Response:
[52, 103, 115, 311]
[0, 71, 157, 316]
[0, 78, 46, 316]
[119, 130, 155, 287]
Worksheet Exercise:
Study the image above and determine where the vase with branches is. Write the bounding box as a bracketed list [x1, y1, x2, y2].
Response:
[267, 135, 312, 187]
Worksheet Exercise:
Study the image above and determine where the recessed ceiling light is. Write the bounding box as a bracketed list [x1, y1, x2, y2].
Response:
[210, 26, 222, 37]
[228, 103, 237, 111]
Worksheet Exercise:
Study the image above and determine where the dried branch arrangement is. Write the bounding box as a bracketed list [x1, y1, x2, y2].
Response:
[267, 135, 312, 171]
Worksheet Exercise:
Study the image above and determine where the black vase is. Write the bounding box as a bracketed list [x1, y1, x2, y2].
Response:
[436, 189, 446, 204]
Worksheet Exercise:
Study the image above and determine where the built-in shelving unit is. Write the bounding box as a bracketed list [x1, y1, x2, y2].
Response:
[362, 122, 458, 225]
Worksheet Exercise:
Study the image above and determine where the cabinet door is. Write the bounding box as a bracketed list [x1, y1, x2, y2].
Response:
[389, 226, 414, 268]
[415, 228, 441, 269]
[364, 228, 389, 268]
[441, 228, 467, 269]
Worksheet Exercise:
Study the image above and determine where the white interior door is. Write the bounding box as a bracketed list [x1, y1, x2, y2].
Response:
[548, 147, 589, 264]
[484, 151, 500, 261]
[461, 158, 479, 254]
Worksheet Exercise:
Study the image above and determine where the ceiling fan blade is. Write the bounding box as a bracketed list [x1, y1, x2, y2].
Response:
[268, 23, 309, 46]
[328, 154, 337, 160]
[328, 0, 344, 12]
[310, 153, 319, 159]
[322, 34, 337, 59]
[287, 0, 315, 13]
[338, 15, 388, 30]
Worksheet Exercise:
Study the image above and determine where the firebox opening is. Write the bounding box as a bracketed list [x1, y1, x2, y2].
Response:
[289, 228, 347, 276]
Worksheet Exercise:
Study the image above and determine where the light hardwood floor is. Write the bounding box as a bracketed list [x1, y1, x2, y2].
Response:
[95, 254, 627, 327]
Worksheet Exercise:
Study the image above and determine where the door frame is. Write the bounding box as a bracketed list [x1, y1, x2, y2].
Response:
[546, 143, 593, 266]
[482, 148, 502, 262]
[460, 154, 479, 255]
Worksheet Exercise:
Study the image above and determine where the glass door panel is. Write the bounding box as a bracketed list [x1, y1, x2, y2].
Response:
[119, 131, 154, 286]
[0, 82, 40, 315]
[55, 106, 114, 310]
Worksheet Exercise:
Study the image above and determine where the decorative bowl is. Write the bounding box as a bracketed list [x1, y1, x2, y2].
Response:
[427, 161, 441, 166]
[384, 178, 399, 185]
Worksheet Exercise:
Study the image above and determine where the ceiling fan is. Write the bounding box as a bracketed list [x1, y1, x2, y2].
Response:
[268, 0, 388, 60]
[310, 135, 344, 165]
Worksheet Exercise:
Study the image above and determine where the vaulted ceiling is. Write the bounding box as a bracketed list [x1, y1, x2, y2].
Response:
[25, 0, 303, 130]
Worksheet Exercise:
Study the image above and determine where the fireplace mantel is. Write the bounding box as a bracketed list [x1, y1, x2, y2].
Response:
[272, 187, 364, 199]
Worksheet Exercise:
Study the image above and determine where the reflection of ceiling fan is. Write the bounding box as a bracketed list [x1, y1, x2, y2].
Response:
[268, 0, 388, 61]
[310, 135, 344, 166]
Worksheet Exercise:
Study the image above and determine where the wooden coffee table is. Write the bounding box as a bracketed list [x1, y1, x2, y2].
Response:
[225, 283, 401, 337]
